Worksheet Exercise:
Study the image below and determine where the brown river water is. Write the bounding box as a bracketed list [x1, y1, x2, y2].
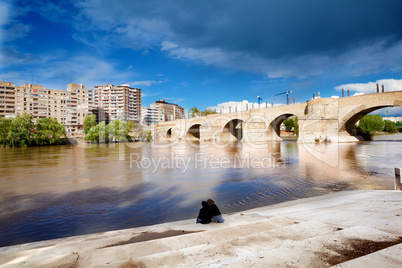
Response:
[0, 133, 401, 247]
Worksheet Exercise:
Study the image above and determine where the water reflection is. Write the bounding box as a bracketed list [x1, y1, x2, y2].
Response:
[0, 135, 400, 247]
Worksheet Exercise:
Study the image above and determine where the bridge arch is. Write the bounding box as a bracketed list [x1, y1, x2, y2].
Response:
[166, 128, 172, 139]
[267, 113, 297, 140]
[186, 124, 201, 140]
[221, 118, 243, 141]
[340, 99, 402, 136]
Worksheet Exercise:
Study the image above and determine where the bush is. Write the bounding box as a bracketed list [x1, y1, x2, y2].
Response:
[283, 118, 294, 132]
[283, 117, 299, 134]
[84, 120, 133, 143]
[356, 126, 373, 141]
[383, 120, 398, 133]
[358, 114, 383, 132]
[140, 130, 153, 142]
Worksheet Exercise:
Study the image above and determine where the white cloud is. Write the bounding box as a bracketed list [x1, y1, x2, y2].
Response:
[335, 79, 402, 93]
[142, 91, 160, 98]
[0, 2, 11, 44]
[73, 1, 402, 80]
[159, 39, 402, 80]
[1, 54, 134, 89]
[0, 2, 10, 26]
[0, 3, 31, 45]
[129, 80, 163, 87]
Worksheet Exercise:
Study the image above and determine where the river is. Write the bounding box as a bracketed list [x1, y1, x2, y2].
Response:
[1, 133, 401, 247]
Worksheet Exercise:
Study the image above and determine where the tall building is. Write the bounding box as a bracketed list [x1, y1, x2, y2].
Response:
[0, 82, 16, 118]
[93, 83, 141, 123]
[141, 106, 163, 125]
[141, 100, 184, 125]
[0, 81, 93, 134]
[151, 100, 185, 122]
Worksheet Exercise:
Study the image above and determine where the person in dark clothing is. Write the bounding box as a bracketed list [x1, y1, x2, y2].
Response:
[207, 199, 224, 223]
[196, 201, 212, 224]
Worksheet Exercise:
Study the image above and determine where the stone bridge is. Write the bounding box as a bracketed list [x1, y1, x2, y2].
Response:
[155, 91, 402, 143]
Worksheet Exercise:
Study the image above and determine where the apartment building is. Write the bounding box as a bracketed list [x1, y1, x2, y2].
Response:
[141, 106, 163, 125]
[0, 81, 93, 134]
[93, 83, 141, 123]
[141, 100, 184, 125]
[0, 82, 16, 118]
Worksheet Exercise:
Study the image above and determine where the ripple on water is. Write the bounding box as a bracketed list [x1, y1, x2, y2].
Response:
[0, 138, 399, 247]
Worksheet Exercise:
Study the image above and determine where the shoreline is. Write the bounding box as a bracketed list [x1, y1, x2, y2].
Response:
[1, 190, 402, 267]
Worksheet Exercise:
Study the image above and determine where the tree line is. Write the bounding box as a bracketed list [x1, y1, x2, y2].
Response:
[83, 114, 152, 143]
[357, 114, 399, 133]
[0, 114, 67, 147]
[356, 114, 400, 140]
[281, 114, 401, 138]
[188, 107, 217, 118]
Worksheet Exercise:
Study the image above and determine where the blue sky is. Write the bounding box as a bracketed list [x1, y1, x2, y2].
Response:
[1, 0, 402, 115]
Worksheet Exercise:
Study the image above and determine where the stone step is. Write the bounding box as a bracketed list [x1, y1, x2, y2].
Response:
[102, 220, 340, 268]
[77, 216, 299, 266]
[202, 225, 401, 268]
[0, 216, 296, 267]
[332, 243, 402, 268]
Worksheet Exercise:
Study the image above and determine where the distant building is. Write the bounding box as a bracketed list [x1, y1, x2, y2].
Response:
[141, 106, 162, 125]
[0, 82, 16, 119]
[93, 83, 141, 123]
[383, 117, 402, 122]
[0, 81, 93, 134]
[209, 100, 267, 114]
[141, 100, 184, 125]
[150, 100, 184, 123]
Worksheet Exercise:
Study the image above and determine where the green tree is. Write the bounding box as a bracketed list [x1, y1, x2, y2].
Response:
[0, 114, 34, 147]
[188, 107, 201, 118]
[0, 118, 14, 147]
[85, 121, 109, 143]
[397, 121, 402, 132]
[34, 117, 66, 145]
[107, 119, 133, 142]
[140, 130, 153, 142]
[202, 109, 217, 116]
[83, 114, 97, 134]
[294, 117, 299, 134]
[127, 121, 136, 132]
[358, 114, 384, 132]
[0, 114, 66, 147]
[356, 126, 373, 141]
[283, 118, 294, 132]
[383, 120, 398, 133]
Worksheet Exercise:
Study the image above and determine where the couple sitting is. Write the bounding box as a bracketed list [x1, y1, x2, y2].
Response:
[196, 199, 225, 224]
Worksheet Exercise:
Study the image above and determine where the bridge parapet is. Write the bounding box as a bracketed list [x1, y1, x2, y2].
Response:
[155, 91, 402, 143]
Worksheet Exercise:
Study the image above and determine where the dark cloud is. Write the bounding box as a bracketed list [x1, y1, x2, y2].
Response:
[76, 0, 402, 57]
[4, 0, 402, 81]
[0, 47, 38, 65]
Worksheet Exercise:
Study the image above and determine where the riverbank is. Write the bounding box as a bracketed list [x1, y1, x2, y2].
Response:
[1, 190, 401, 267]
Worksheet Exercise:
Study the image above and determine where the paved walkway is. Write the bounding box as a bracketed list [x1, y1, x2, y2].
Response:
[1, 190, 401, 267]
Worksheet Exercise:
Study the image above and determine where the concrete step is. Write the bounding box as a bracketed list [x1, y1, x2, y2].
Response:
[77, 216, 299, 267]
[0, 216, 296, 267]
[332, 243, 402, 268]
[100, 220, 340, 268]
[203, 225, 401, 268]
